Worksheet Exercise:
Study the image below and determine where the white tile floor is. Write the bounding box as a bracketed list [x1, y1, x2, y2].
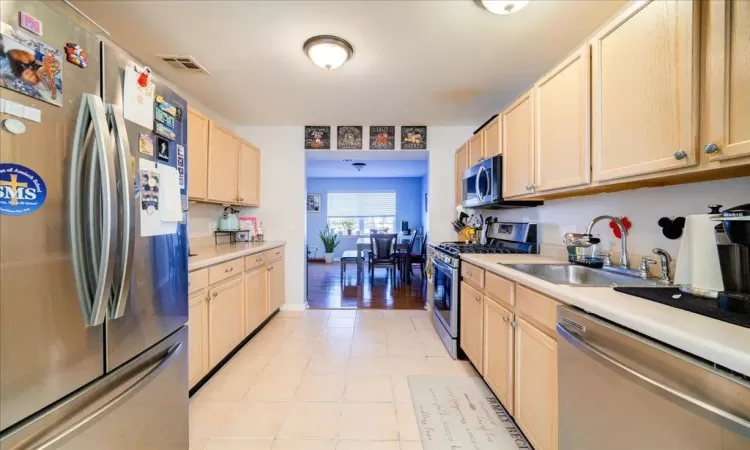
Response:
[190, 309, 479, 450]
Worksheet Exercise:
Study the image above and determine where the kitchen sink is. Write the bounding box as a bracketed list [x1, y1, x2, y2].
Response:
[503, 264, 663, 287]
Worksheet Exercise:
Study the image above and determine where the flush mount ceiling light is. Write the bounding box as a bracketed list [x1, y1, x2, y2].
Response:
[475, 0, 530, 15]
[352, 162, 366, 172]
[303, 35, 354, 70]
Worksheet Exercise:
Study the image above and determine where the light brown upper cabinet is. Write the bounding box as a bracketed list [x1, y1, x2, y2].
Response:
[187, 107, 209, 200]
[502, 90, 535, 198]
[468, 132, 484, 165]
[534, 45, 591, 193]
[237, 140, 261, 206]
[455, 143, 468, 206]
[705, 0, 750, 162]
[483, 117, 502, 159]
[207, 123, 239, 203]
[591, 0, 700, 182]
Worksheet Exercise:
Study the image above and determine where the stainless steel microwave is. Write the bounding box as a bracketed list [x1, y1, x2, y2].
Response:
[462, 156, 542, 209]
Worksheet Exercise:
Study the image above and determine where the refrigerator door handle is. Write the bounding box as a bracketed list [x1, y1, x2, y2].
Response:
[106, 104, 135, 319]
[69, 94, 118, 327]
[3, 342, 183, 450]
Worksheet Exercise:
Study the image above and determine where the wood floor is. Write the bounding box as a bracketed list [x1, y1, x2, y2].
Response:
[306, 261, 427, 310]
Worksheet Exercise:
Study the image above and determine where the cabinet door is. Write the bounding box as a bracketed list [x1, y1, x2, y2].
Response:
[455, 144, 468, 206]
[207, 276, 244, 368]
[502, 91, 535, 198]
[591, 0, 699, 182]
[705, 0, 750, 162]
[188, 292, 208, 387]
[534, 45, 591, 192]
[187, 107, 209, 200]
[514, 317, 557, 450]
[483, 118, 502, 158]
[467, 132, 484, 165]
[267, 260, 285, 312]
[459, 282, 484, 373]
[244, 266, 268, 335]
[207, 123, 239, 203]
[483, 298, 514, 414]
[237, 140, 261, 206]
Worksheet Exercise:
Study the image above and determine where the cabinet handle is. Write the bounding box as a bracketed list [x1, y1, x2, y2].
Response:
[229, 267, 234, 272]
[475, 297, 480, 302]
[224, 268, 229, 273]
[703, 143, 720, 154]
[212, 292, 218, 298]
[503, 316, 509, 323]
[466, 271, 472, 276]
[673, 150, 688, 160]
[510, 321, 517, 328]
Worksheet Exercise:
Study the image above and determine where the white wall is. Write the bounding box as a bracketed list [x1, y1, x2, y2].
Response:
[485, 176, 750, 259]
[234, 126, 307, 307]
[427, 127, 476, 244]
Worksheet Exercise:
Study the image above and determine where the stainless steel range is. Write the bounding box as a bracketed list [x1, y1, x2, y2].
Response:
[430, 222, 538, 358]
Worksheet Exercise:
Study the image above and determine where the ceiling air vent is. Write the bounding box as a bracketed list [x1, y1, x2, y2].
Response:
[156, 54, 209, 74]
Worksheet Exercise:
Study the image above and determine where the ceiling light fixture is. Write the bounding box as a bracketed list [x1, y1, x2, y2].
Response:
[475, 0, 530, 15]
[352, 162, 366, 172]
[303, 35, 354, 70]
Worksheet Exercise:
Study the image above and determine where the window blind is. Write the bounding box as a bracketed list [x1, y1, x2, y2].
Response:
[327, 192, 396, 217]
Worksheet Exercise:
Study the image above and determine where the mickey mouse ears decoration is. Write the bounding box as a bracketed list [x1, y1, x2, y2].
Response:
[609, 217, 631, 239]
[658, 216, 685, 240]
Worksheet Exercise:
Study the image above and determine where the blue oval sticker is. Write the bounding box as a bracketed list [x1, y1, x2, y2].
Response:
[0, 163, 47, 216]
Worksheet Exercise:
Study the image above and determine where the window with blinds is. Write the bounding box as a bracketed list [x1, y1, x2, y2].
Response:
[326, 192, 396, 234]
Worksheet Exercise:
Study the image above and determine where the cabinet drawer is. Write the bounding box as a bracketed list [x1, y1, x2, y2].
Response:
[461, 263, 485, 289]
[485, 272, 514, 307]
[189, 269, 209, 294]
[268, 246, 285, 262]
[208, 258, 244, 284]
[515, 285, 560, 338]
[245, 252, 267, 271]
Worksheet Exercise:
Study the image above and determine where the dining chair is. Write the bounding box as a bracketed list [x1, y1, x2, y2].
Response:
[369, 233, 398, 285]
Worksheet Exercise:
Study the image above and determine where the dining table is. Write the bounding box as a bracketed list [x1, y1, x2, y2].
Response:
[356, 234, 415, 283]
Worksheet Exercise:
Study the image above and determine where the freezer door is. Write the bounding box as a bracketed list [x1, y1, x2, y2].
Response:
[0, 327, 188, 450]
[0, 1, 107, 431]
[101, 42, 189, 371]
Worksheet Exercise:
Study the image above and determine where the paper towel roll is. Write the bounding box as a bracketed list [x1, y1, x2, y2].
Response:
[674, 214, 725, 295]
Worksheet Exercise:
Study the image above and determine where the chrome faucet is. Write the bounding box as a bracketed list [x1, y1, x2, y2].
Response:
[652, 248, 672, 283]
[586, 215, 630, 269]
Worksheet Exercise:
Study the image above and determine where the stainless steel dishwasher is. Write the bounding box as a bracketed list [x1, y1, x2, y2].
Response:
[557, 306, 750, 450]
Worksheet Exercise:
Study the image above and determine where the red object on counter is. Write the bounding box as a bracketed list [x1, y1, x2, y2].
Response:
[609, 217, 632, 239]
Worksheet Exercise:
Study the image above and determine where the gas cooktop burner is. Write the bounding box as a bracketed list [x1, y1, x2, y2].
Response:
[436, 242, 526, 256]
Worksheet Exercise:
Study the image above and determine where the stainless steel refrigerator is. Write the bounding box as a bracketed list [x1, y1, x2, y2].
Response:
[0, 2, 189, 448]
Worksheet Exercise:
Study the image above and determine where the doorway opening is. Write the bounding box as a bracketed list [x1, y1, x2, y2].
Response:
[304, 151, 429, 309]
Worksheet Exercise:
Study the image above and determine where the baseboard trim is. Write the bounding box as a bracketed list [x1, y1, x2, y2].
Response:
[280, 303, 307, 311]
[189, 308, 280, 398]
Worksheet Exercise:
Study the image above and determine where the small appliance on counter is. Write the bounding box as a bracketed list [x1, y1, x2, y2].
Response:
[713, 203, 750, 305]
[218, 207, 240, 231]
[674, 206, 726, 297]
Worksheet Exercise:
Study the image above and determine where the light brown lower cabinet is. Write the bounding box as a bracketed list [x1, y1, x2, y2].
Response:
[514, 317, 558, 450]
[267, 258, 286, 312]
[483, 297, 515, 415]
[188, 291, 208, 388]
[207, 275, 245, 368]
[460, 282, 484, 374]
[244, 265, 268, 335]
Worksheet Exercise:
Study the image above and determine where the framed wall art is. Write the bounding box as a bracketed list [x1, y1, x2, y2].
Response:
[305, 126, 331, 149]
[401, 126, 427, 150]
[307, 193, 322, 213]
[369, 126, 395, 150]
[337, 126, 363, 150]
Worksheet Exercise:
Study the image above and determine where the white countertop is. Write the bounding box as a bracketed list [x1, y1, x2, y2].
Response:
[460, 253, 750, 377]
[189, 241, 285, 271]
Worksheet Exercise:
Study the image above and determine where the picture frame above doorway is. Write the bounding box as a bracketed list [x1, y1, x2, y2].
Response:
[337, 126, 363, 150]
[401, 126, 427, 149]
[369, 126, 395, 150]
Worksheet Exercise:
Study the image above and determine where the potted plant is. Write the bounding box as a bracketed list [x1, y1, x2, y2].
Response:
[341, 220, 356, 235]
[319, 225, 340, 263]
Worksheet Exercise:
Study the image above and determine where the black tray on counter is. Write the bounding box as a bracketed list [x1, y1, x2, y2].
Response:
[614, 287, 750, 329]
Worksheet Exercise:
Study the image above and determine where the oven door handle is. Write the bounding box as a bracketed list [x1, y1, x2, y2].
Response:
[557, 323, 750, 438]
[431, 257, 454, 273]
